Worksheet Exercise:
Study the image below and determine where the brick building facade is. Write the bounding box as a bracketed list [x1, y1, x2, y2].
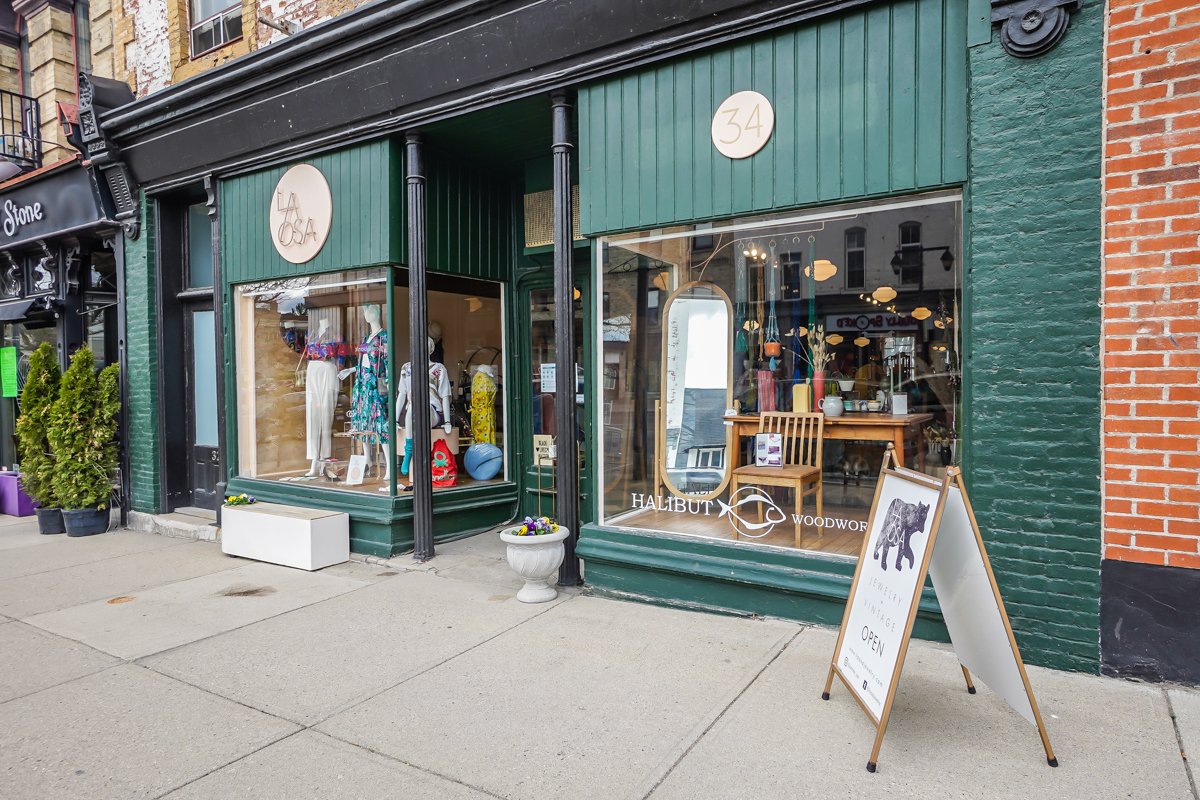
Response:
[111, 0, 375, 94]
[1102, 0, 1200, 683]
[0, 0, 117, 159]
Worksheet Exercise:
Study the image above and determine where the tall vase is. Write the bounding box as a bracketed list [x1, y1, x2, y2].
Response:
[812, 369, 826, 407]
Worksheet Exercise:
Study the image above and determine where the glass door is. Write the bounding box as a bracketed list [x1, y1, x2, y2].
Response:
[186, 305, 219, 509]
[519, 279, 587, 519]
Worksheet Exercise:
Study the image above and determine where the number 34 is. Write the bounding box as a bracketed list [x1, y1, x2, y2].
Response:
[711, 91, 775, 159]
[716, 103, 766, 144]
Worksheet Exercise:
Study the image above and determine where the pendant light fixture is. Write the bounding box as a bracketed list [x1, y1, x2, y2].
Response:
[805, 259, 838, 282]
[872, 286, 897, 303]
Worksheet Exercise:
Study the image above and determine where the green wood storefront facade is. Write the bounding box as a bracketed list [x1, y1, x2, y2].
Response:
[574, 0, 1103, 672]
[116, 0, 1102, 673]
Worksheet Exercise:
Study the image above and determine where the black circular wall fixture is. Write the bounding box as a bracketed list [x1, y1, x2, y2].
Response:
[991, 0, 1082, 58]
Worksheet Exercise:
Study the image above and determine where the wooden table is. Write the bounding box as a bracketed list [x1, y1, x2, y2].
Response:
[724, 412, 934, 470]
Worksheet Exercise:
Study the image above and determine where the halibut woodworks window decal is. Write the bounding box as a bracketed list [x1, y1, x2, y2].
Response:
[628, 488, 867, 540]
[269, 164, 333, 264]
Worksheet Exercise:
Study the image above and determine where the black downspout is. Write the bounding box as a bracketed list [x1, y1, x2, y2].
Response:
[205, 175, 226, 524]
[406, 132, 434, 561]
[114, 233, 129, 527]
[552, 90, 581, 586]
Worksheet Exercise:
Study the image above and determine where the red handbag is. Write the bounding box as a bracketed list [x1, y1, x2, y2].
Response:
[431, 439, 458, 487]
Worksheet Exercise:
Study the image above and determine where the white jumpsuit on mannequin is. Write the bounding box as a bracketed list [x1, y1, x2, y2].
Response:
[306, 360, 339, 460]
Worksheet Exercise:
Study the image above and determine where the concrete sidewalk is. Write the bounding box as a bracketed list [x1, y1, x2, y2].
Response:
[0, 515, 1194, 800]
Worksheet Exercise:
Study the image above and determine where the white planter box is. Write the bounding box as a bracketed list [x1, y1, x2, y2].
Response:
[221, 502, 349, 571]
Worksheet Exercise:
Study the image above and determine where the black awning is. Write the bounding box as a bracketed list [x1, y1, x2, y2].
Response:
[0, 299, 34, 321]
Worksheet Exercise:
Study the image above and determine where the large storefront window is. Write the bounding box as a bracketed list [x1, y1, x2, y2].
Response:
[599, 194, 962, 557]
[234, 268, 506, 494]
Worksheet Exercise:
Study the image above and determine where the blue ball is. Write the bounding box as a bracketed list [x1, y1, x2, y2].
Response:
[464, 443, 503, 481]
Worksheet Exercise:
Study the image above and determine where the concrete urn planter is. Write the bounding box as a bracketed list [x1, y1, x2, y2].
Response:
[499, 526, 569, 603]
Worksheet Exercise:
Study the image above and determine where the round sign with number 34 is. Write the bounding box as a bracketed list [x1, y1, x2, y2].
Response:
[711, 91, 775, 159]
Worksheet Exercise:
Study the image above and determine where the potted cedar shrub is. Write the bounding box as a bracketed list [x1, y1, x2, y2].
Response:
[499, 516, 569, 603]
[15, 342, 63, 534]
[47, 346, 120, 537]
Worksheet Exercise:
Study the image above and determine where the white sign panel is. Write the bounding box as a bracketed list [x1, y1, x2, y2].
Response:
[927, 482, 1036, 726]
[269, 164, 333, 264]
[835, 472, 941, 721]
[711, 91, 775, 159]
[539, 363, 556, 392]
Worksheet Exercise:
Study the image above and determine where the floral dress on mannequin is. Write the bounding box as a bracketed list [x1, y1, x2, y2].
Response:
[350, 329, 389, 441]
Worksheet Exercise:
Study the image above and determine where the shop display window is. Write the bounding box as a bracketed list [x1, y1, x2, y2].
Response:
[598, 194, 962, 558]
[233, 268, 506, 495]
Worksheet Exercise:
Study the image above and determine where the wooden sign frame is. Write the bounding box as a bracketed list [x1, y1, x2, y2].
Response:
[821, 444, 1057, 773]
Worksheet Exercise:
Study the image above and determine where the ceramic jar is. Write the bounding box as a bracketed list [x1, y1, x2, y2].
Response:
[820, 395, 844, 417]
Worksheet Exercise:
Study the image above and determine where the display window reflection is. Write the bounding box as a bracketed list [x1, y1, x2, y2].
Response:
[234, 268, 507, 494]
[599, 194, 963, 558]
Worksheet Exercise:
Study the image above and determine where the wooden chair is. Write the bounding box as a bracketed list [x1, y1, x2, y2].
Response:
[730, 412, 825, 548]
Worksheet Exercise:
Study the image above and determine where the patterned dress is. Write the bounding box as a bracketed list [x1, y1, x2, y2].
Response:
[350, 329, 389, 441]
[470, 368, 497, 444]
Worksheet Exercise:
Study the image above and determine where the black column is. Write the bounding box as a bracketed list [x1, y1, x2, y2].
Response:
[552, 91, 581, 586]
[205, 175, 227, 525]
[114, 233, 130, 527]
[406, 132, 434, 561]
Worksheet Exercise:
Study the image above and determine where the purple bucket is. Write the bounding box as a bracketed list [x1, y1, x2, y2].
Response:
[0, 472, 37, 516]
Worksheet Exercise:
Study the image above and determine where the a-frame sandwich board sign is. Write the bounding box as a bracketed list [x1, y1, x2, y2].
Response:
[821, 444, 1057, 773]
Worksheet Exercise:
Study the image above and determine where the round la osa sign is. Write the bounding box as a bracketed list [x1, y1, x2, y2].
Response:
[269, 164, 333, 264]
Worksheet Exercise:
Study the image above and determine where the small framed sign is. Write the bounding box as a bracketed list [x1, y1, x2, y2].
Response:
[754, 432, 783, 467]
[533, 434, 554, 467]
[345, 454, 369, 486]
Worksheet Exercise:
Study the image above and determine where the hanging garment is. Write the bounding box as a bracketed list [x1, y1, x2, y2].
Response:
[305, 359, 339, 460]
[350, 329, 390, 441]
[470, 369, 497, 444]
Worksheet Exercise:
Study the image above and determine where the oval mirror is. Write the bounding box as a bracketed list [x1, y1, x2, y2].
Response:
[657, 281, 734, 501]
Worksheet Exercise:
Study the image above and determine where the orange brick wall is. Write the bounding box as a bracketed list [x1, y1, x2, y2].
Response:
[1103, 0, 1200, 568]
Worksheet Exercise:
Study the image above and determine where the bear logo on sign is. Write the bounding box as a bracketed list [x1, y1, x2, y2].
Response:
[873, 498, 930, 573]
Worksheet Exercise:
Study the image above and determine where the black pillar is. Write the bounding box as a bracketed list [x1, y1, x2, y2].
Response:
[406, 132, 434, 561]
[552, 91, 581, 586]
[205, 175, 227, 525]
[114, 233, 130, 527]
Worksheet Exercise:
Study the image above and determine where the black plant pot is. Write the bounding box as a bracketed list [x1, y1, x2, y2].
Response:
[35, 507, 65, 535]
[63, 508, 109, 537]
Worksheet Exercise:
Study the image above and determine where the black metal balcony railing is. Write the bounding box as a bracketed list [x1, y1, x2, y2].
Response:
[0, 89, 41, 171]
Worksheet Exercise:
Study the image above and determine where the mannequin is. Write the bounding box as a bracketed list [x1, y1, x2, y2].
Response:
[470, 364, 498, 445]
[396, 336, 454, 479]
[303, 316, 349, 477]
[339, 304, 391, 478]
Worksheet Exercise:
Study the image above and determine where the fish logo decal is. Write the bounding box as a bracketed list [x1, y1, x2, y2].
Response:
[719, 487, 787, 538]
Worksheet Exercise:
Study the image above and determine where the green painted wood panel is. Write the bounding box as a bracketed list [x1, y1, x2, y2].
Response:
[426, 152, 514, 281]
[220, 140, 512, 285]
[578, 0, 968, 234]
[221, 140, 399, 283]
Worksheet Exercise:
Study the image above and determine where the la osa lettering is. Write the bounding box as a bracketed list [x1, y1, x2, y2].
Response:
[3, 200, 44, 237]
[275, 191, 319, 247]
